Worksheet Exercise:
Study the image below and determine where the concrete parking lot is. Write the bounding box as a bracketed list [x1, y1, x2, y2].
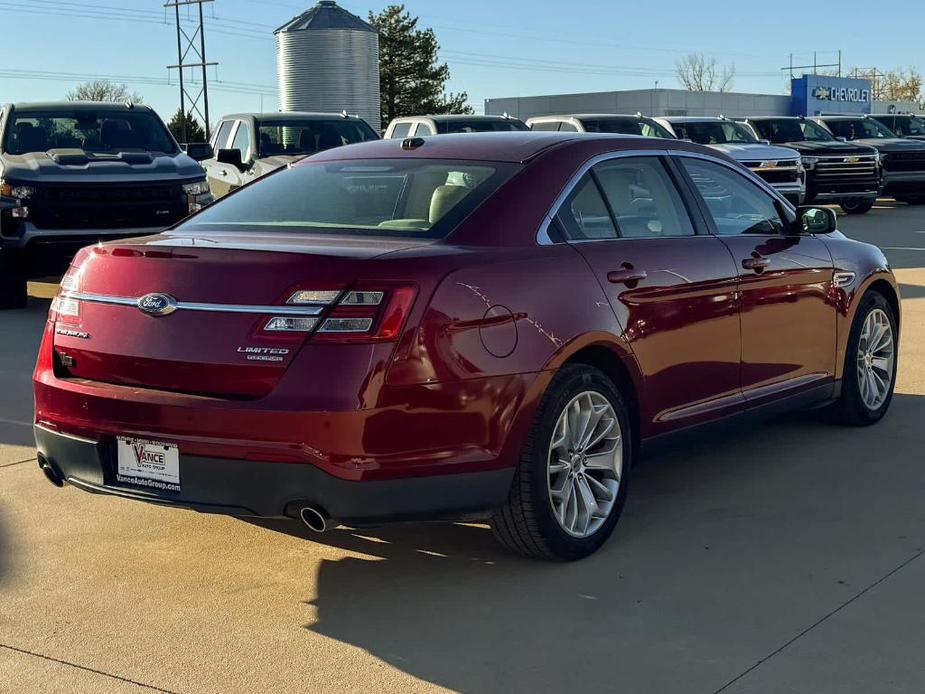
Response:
[1, 205, 924, 694]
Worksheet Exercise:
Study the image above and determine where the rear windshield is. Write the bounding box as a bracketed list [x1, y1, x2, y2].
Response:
[580, 118, 674, 139]
[257, 119, 378, 157]
[824, 118, 897, 140]
[177, 158, 516, 238]
[438, 119, 528, 134]
[4, 110, 177, 155]
[750, 118, 834, 143]
[670, 121, 757, 145]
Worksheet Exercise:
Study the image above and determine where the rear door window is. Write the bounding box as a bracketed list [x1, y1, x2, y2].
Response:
[593, 158, 694, 238]
[529, 121, 561, 131]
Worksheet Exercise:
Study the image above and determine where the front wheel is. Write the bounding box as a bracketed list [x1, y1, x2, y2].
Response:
[491, 364, 632, 561]
[839, 199, 874, 215]
[828, 291, 898, 426]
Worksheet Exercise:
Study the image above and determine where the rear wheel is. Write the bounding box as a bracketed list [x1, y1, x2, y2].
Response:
[828, 291, 898, 426]
[491, 364, 631, 561]
[0, 252, 27, 310]
[839, 199, 874, 215]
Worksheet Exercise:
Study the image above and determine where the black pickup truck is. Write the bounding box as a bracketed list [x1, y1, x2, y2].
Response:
[740, 116, 881, 215]
[810, 115, 925, 207]
[0, 101, 212, 308]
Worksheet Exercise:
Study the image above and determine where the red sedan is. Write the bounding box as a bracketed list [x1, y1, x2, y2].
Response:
[34, 133, 900, 560]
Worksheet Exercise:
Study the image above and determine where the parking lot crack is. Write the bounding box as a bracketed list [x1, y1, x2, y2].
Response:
[712, 547, 925, 693]
[0, 457, 36, 468]
[0, 643, 178, 693]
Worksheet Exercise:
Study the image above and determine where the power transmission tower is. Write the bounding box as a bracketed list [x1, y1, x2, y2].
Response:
[165, 0, 217, 143]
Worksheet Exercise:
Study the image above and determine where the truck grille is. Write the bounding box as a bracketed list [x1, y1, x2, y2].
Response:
[809, 155, 880, 196]
[29, 181, 188, 230]
[742, 161, 801, 185]
[882, 151, 925, 173]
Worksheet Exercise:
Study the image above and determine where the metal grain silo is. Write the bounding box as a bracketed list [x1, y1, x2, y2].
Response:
[275, 1, 381, 131]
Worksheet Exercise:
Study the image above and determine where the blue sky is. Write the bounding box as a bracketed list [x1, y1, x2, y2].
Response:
[1, 0, 922, 125]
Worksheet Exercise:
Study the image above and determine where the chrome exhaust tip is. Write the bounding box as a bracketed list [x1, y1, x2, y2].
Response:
[299, 506, 329, 533]
[37, 454, 64, 488]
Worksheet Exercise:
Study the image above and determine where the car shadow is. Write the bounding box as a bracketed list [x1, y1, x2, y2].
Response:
[247, 393, 925, 694]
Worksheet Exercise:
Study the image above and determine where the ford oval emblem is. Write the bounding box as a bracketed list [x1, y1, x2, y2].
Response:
[137, 293, 177, 317]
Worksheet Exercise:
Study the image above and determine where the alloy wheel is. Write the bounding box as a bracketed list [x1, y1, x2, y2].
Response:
[547, 391, 623, 538]
[856, 308, 895, 410]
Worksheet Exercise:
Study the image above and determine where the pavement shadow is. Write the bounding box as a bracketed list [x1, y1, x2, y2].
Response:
[0, 295, 51, 448]
[249, 394, 925, 694]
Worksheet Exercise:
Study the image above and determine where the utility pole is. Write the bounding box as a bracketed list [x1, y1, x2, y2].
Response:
[165, 0, 217, 143]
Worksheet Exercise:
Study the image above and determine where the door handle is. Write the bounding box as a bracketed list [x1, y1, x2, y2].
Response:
[607, 264, 647, 285]
[741, 254, 770, 273]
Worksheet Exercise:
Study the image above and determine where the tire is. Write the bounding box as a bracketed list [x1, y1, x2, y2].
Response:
[0, 253, 27, 310]
[839, 199, 874, 215]
[828, 291, 898, 426]
[491, 364, 632, 561]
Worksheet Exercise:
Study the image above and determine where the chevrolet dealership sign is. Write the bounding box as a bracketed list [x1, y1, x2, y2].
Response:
[792, 75, 873, 115]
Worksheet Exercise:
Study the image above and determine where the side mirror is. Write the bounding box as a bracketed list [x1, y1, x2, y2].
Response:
[759, 139, 771, 145]
[836, 136, 848, 142]
[185, 142, 214, 161]
[797, 206, 837, 234]
[217, 148, 245, 171]
[0, 195, 20, 212]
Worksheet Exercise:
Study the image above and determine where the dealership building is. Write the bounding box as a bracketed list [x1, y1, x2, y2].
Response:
[485, 75, 921, 120]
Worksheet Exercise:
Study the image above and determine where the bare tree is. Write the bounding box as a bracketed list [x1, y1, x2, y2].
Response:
[675, 54, 735, 92]
[66, 79, 143, 104]
[876, 67, 922, 103]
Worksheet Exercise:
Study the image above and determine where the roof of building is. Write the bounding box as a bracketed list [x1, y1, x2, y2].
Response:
[275, 1, 376, 34]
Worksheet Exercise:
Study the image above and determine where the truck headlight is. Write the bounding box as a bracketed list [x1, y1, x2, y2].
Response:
[0, 180, 36, 199]
[182, 179, 211, 196]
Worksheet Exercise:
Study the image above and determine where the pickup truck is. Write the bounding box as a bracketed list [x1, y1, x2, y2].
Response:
[739, 116, 881, 214]
[0, 101, 212, 308]
[202, 111, 379, 199]
[653, 116, 806, 205]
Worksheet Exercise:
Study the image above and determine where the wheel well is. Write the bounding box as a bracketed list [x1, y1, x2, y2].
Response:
[564, 345, 641, 456]
[866, 279, 901, 329]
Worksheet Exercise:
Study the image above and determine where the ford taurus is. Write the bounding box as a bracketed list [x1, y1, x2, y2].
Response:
[34, 133, 900, 560]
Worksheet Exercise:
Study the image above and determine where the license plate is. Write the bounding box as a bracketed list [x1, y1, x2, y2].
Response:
[116, 437, 180, 492]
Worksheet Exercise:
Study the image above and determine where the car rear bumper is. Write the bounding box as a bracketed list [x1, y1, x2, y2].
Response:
[34, 425, 515, 524]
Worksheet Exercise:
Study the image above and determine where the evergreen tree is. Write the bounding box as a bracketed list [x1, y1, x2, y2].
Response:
[369, 5, 472, 126]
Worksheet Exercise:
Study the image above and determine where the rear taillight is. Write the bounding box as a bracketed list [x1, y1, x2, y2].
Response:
[49, 268, 81, 323]
[313, 284, 417, 343]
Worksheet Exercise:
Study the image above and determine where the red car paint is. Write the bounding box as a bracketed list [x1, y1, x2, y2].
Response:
[33, 132, 899, 519]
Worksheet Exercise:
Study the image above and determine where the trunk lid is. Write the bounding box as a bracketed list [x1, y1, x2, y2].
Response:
[52, 231, 432, 397]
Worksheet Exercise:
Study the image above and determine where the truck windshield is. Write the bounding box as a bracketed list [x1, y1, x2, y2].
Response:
[4, 110, 177, 155]
[670, 121, 757, 145]
[580, 118, 674, 138]
[177, 159, 516, 238]
[257, 119, 378, 157]
[824, 118, 897, 140]
[751, 119, 834, 143]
